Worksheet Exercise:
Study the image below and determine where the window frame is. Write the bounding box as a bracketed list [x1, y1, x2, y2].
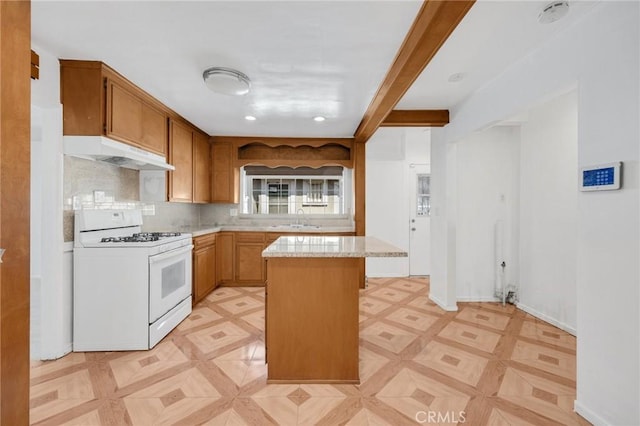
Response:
[239, 167, 352, 218]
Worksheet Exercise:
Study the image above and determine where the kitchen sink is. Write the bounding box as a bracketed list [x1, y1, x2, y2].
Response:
[269, 224, 322, 230]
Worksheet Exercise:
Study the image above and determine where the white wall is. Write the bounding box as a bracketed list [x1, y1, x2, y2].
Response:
[455, 126, 520, 302]
[366, 128, 409, 277]
[518, 91, 577, 333]
[404, 127, 431, 164]
[432, 3, 639, 424]
[365, 127, 430, 277]
[574, 5, 639, 424]
[429, 129, 458, 310]
[31, 45, 70, 359]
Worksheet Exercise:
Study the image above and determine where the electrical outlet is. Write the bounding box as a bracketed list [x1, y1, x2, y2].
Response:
[93, 190, 106, 203]
[230, 208, 238, 217]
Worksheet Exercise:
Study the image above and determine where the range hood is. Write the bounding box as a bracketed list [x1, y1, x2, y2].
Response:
[63, 136, 175, 171]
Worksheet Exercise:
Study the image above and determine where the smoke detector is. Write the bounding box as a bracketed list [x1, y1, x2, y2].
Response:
[538, 1, 570, 24]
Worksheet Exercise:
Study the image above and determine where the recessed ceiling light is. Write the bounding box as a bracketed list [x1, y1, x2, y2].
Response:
[538, 1, 570, 24]
[448, 72, 465, 83]
[313, 116, 326, 122]
[202, 67, 251, 96]
[245, 115, 256, 121]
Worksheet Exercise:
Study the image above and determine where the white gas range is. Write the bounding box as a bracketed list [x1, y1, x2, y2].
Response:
[73, 209, 193, 351]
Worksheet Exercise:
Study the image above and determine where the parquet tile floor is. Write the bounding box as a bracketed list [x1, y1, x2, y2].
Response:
[30, 277, 590, 425]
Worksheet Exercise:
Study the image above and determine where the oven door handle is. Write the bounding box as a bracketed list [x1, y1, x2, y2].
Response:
[149, 244, 193, 264]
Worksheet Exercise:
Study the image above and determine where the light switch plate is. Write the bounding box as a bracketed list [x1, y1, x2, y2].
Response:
[230, 208, 238, 217]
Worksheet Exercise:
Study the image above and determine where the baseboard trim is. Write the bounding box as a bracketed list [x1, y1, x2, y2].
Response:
[40, 343, 72, 361]
[516, 302, 577, 336]
[457, 296, 502, 303]
[429, 293, 458, 311]
[367, 273, 410, 278]
[574, 399, 611, 426]
[219, 282, 265, 288]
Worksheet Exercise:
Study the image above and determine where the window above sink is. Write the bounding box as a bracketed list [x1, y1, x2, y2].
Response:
[239, 166, 352, 217]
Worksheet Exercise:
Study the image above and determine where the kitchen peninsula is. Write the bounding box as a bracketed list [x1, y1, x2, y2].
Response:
[262, 236, 407, 383]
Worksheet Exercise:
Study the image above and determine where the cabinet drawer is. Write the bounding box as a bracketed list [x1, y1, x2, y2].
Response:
[193, 233, 216, 250]
[235, 232, 265, 243]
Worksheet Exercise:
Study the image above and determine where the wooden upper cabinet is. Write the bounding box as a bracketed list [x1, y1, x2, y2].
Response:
[60, 60, 168, 156]
[211, 140, 239, 203]
[141, 102, 168, 156]
[168, 120, 194, 202]
[60, 61, 104, 135]
[106, 79, 143, 143]
[193, 132, 212, 203]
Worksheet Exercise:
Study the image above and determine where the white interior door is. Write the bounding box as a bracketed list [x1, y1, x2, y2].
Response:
[409, 165, 430, 276]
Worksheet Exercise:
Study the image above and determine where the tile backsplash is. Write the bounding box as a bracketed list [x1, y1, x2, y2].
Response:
[63, 156, 141, 241]
[63, 156, 353, 241]
[63, 156, 204, 241]
[141, 202, 200, 232]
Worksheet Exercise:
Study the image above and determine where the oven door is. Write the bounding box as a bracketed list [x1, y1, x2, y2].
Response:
[148, 244, 193, 323]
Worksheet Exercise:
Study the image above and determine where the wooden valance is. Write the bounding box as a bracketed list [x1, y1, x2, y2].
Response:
[213, 136, 355, 168]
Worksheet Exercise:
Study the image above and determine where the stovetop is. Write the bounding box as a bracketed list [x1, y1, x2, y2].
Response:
[74, 210, 192, 252]
[77, 231, 192, 250]
[100, 232, 183, 243]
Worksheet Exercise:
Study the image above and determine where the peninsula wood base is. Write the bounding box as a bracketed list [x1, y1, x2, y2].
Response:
[265, 257, 360, 384]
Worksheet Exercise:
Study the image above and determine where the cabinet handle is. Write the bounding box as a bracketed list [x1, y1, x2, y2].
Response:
[0, 248, 5, 263]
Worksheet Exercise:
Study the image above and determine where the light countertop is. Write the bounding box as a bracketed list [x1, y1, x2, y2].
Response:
[262, 236, 408, 258]
[187, 225, 354, 238]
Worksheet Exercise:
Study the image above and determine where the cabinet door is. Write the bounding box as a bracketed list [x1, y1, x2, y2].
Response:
[193, 132, 211, 203]
[211, 141, 238, 203]
[236, 243, 265, 283]
[216, 232, 235, 284]
[141, 102, 167, 155]
[235, 232, 266, 284]
[168, 120, 193, 202]
[193, 244, 216, 304]
[106, 79, 142, 143]
[193, 246, 215, 305]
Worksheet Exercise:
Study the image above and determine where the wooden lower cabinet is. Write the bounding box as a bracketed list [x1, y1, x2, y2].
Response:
[211, 231, 356, 288]
[192, 234, 217, 304]
[216, 232, 235, 285]
[235, 232, 266, 284]
[266, 257, 360, 383]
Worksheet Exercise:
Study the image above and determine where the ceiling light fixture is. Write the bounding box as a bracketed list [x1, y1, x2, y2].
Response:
[245, 115, 256, 121]
[313, 116, 326, 122]
[203, 67, 251, 96]
[538, 1, 570, 24]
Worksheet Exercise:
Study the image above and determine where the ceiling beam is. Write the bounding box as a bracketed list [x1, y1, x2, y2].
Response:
[353, 0, 475, 142]
[380, 109, 449, 127]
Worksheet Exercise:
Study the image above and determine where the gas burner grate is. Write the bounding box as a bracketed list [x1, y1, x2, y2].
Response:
[101, 235, 160, 243]
[134, 232, 182, 238]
